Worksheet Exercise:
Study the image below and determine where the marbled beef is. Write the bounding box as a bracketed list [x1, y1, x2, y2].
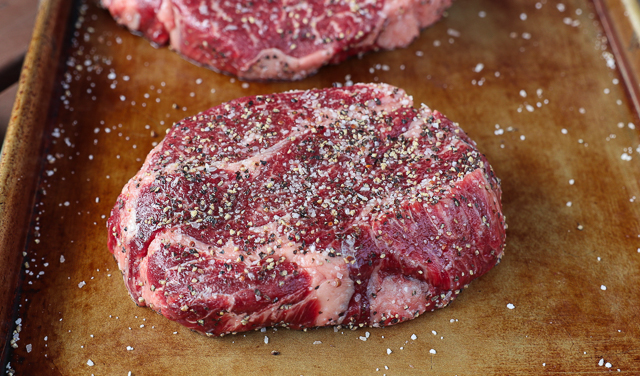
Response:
[101, 0, 452, 80]
[107, 83, 506, 336]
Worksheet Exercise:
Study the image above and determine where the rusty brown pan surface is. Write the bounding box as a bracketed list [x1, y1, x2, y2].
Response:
[1, 0, 639, 374]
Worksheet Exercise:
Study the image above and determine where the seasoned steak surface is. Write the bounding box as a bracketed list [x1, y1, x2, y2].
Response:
[107, 83, 506, 336]
[101, 0, 452, 80]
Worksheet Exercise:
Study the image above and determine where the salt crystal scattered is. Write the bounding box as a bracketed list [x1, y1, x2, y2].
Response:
[601, 285, 607, 291]
[387, 348, 392, 355]
[557, 3, 565, 12]
[605, 363, 612, 368]
[519, 90, 527, 97]
[313, 341, 322, 345]
[447, 28, 460, 37]
[430, 349, 437, 354]
[87, 359, 94, 366]
[78, 281, 86, 288]
[598, 358, 604, 366]
[411, 334, 417, 340]
[520, 13, 527, 20]
[26, 344, 32, 353]
[473, 63, 484, 72]
[569, 179, 575, 185]
[566, 202, 572, 207]
[126, 346, 134, 351]
[507, 303, 515, 309]
[264, 336, 269, 344]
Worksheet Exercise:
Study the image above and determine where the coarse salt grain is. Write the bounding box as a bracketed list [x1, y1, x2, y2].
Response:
[78, 281, 86, 288]
[601, 285, 607, 291]
[264, 336, 269, 344]
[387, 348, 392, 355]
[430, 349, 437, 354]
[411, 334, 417, 340]
[87, 359, 94, 366]
[507, 303, 515, 309]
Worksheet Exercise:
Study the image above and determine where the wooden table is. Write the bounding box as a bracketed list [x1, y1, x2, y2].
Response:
[0, 0, 39, 143]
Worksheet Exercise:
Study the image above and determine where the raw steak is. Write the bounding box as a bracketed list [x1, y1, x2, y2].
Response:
[107, 83, 506, 336]
[101, 0, 453, 80]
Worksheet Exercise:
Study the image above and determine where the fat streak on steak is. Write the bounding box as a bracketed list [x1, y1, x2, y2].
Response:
[107, 83, 506, 336]
[101, 0, 453, 80]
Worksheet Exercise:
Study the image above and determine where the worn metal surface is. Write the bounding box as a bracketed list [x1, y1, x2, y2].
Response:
[2, 0, 639, 374]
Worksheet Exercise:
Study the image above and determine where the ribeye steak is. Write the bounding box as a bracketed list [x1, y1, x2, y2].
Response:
[101, 0, 453, 80]
[107, 83, 506, 336]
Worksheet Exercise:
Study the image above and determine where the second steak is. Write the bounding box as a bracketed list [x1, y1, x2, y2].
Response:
[101, 0, 452, 80]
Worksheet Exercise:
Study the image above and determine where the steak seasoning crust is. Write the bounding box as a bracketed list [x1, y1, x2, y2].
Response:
[101, 0, 452, 80]
[107, 83, 506, 336]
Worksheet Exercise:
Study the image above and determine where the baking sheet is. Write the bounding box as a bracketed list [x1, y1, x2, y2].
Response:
[2, 0, 640, 374]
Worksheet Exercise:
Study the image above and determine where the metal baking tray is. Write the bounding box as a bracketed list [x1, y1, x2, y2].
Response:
[1, 0, 639, 373]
